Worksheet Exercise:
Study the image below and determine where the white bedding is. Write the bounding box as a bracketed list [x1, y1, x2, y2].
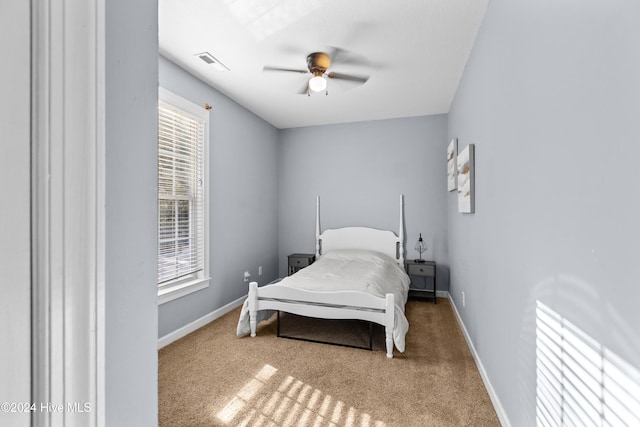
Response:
[237, 249, 410, 352]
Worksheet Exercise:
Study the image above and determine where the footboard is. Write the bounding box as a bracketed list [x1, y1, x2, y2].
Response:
[248, 282, 396, 358]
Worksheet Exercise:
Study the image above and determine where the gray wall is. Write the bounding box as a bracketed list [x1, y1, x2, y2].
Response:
[448, 0, 640, 425]
[158, 57, 280, 337]
[278, 115, 449, 288]
[0, 3, 30, 425]
[105, 0, 158, 425]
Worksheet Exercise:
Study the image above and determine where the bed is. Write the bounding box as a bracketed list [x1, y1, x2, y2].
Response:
[237, 195, 410, 358]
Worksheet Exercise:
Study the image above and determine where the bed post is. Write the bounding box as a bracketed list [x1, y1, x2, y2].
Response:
[385, 293, 395, 359]
[399, 194, 405, 267]
[315, 196, 321, 258]
[248, 281, 258, 337]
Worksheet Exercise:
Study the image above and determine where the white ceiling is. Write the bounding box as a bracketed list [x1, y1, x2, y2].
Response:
[159, 0, 489, 129]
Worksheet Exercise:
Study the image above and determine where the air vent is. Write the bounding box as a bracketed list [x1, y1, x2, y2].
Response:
[195, 52, 230, 72]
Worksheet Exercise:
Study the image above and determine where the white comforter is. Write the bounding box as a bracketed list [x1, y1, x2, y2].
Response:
[237, 249, 410, 352]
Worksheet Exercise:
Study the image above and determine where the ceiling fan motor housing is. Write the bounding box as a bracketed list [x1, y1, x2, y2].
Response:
[307, 52, 331, 74]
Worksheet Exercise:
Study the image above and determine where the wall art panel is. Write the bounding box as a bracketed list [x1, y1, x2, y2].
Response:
[457, 144, 475, 213]
[447, 138, 458, 191]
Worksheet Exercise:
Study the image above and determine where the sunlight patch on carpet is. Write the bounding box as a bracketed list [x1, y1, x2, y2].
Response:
[215, 363, 387, 426]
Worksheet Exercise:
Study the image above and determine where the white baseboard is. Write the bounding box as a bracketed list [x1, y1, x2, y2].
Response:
[158, 295, 246, 349]
[447, 292, 511, 427]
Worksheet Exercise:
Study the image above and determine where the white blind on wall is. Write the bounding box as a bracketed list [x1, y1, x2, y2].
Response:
[158, 104, 204, 284]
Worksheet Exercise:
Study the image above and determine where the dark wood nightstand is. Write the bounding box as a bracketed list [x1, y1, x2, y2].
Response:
[287, 253, 315, 276]
[405, 260, 437, 303]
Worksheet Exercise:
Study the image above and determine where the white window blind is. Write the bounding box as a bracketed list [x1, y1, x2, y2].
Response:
[158, 103, 205, 285]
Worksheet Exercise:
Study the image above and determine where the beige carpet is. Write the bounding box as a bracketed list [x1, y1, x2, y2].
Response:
[159, 299, 500, 426]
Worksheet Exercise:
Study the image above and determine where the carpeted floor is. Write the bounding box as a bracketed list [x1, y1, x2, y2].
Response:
[158, 298, 500, 426]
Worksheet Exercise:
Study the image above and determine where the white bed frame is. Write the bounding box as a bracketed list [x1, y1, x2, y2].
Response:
[248, 195, 405, 358]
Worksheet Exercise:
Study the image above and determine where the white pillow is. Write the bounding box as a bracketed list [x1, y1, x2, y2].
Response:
[322, 248, 395, 264]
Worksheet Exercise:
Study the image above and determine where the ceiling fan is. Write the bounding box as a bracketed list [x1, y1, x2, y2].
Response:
[263, 51, 370, 96]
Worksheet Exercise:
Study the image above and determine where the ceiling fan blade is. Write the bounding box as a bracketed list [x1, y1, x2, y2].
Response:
[326, 46, 370, 67]
[298, 81, 309, 95]
[327, 72, 369, 84]
[263, 65, 308, 74]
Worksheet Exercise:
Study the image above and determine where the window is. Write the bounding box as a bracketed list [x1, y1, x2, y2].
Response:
[157, 88, 210, 304]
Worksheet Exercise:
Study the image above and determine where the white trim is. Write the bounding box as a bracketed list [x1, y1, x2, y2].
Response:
[159, 87, 210, 121]
[448, 292, 511, 427]
[158, 277, 210, 305]
[31, 0, 106, 426]
[158, 295, 246, 349]
[95, 2, 106, 423]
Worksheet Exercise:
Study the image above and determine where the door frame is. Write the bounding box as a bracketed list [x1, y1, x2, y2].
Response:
[31, 1, 106, 426]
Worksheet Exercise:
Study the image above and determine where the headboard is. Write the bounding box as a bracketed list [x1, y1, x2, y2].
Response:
[315, 195, 405, 266]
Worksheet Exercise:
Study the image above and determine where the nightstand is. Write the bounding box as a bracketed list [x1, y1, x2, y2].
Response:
[287, 253, 315, 276]
[405, 260, 437, 303]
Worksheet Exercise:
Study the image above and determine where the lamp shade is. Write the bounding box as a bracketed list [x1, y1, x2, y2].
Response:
[414, 233, 427, 262]
[308, 75, 327, 92]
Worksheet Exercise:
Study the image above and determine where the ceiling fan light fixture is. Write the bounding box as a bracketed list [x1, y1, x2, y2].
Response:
[308, 75, 327, 93]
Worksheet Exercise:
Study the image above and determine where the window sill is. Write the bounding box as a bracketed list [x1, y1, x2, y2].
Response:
[158, 277, 210, 305]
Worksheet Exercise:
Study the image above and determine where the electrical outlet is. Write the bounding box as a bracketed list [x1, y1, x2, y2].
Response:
[243, 271, 250, 283]
[258, 266, 263, 276]
[462, 291, 466, 308]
